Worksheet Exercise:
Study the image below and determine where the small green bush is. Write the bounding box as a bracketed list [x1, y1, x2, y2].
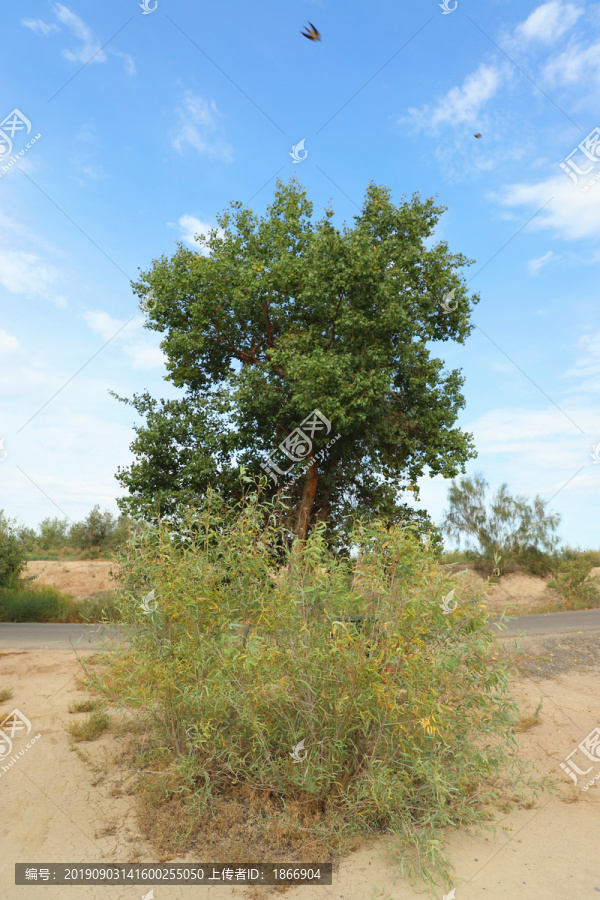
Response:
[0, 510, 32, 588]
[97, 489, 550, 892]
[66, 709, 110, 741]
[0, 584, 67, 622]
[0, 584, 122, 622]
[68, 698, 105, 714]
[74, 594, 122, 623]
[548, 548, 600, 610]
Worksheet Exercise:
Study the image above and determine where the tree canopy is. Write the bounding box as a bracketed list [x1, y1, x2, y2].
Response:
[113, 177, 479, 551]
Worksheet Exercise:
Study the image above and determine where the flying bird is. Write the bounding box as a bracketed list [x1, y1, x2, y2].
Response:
[301, 22, 321, 41]
[474, 132, 482, 138]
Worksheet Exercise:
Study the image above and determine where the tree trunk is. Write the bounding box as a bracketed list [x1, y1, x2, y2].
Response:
[291, 455, 318, 554]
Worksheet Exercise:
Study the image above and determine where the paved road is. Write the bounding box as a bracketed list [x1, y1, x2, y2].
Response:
[2, 609, 600, 650]
[0, 623, 130, 650]
[491, 607, 600, 637]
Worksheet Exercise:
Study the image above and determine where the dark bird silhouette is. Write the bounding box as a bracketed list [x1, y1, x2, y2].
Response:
[474, 132, 482, 138]
[301, 22, 321, 41]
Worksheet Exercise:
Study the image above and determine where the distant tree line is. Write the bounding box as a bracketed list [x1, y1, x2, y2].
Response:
[33, 506, 137, 552]
[0, 506, 142, 587]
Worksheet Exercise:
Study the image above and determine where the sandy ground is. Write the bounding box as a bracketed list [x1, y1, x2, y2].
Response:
[447, 568, 565, 617]
[22, 561, 120, 599]
[1, 644, 599, 900]
[22, 560, 572, 616]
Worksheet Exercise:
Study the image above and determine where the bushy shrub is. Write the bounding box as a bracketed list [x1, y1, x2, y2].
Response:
[548, 548, 600, 610]
[0, 584, 66, 621]
[97, 489, 549, 891]
[0, 510, 33, 588]
[0, 583, 122, 622]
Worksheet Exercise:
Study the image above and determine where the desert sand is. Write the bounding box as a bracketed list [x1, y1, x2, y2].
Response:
[1, 643, 599, 899]
[22, 560, 120, 599]
[3, 561, 599, 898]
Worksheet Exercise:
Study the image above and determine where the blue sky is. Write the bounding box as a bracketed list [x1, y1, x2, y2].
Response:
[1, 0, 600, 550]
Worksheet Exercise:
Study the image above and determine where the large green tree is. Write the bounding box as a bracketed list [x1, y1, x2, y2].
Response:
[113, 178, 479, 550]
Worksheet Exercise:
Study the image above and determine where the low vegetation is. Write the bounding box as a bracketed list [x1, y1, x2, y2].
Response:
[0, 583, 122, 623]
[439, 475, 600, 609]
[66, 709, 111, 742]
[81, 487, 553, 894]
[68, 698, 107, 714]
[547, 549, 600, 610]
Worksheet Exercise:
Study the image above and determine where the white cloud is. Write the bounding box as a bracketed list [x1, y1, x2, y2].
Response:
[472, 407, 580, 459]
[0, 328, 20, 354]
[562, 328, 600, 386]
[82, 310, 167, 370]
[123, 341, 167, 369]
[112, 49, 136, 76]
[172, 93, 233, 161]
[178, 215, 225, 252]
[53, 3, 106, 64]
[0, 363, 51, 399]
[21, 18, 59, 35]
[403, 63, 503, 132]
[494, 171, 600, 240]
[528, 250, 555, 273]
[0, 250, 67, 307]
[543, 38, 600, 85]
[82, 310, 132, 342]
[513, 1, 584, 45]
[24, 6, 131, 71]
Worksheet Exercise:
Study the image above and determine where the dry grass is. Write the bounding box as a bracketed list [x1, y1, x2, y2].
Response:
[66, 709, 110, 742]
[68, 698, 105, 714]
[133, 766, 346, 865]
[0, 687, 14, 703]
[514, 699, 543, 733]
